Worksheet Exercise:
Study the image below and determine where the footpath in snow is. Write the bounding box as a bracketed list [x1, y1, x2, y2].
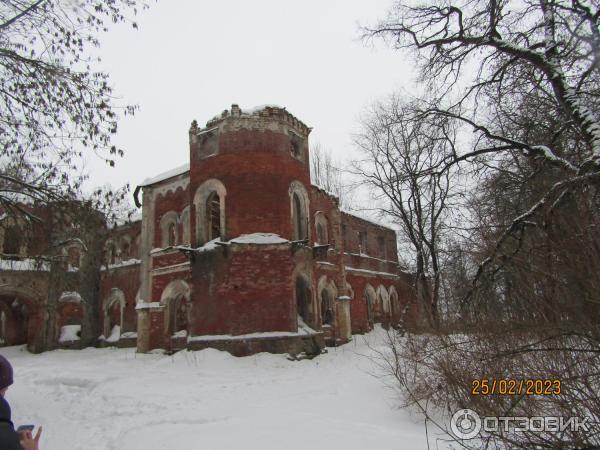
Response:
[1, 327, 451, 450]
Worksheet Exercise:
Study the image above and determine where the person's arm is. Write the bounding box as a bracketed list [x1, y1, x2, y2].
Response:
[18, 426, 42, 450]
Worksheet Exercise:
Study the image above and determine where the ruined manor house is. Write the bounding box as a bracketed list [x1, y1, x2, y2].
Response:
[0, 105, 413, 355]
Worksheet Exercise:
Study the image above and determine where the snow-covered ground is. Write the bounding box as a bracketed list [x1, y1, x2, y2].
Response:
[1, 327, 450, 450]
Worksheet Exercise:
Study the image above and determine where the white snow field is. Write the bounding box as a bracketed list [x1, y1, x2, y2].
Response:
[1, 327, 450, 450]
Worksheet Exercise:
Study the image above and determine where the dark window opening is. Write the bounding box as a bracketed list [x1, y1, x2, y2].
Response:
[108, 244, 117, 265]
[207, 192, 221, 241]
[171, 295, 188, 335]
[121, 241, 130, 259]
[293, 193, 307, 240]
[296, 276, 311, 326]
[3, 226, 21, 255]
[359, 231, 368, 254]
[290, 140, 300, 157]
[317, 222, 327, 245]
[378, 236, 387, 260]
[168, 223, 177, 246]
[68, 246, 80, 268]
[321, 289, 333, 325]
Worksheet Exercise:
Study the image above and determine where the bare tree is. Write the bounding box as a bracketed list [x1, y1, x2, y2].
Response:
[310, 143, 350, 208]
[365, 0, 600, 272]
[0, 0, 145, 221]
[354, 95, 459, 329]
[363, 0, 600, 447]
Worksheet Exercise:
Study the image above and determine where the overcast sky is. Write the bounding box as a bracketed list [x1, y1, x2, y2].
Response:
[84, 0, 415, 194]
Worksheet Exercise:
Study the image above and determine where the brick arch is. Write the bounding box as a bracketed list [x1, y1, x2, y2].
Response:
[194, 179, 227, 245]
[160, 280, 191, 336]
[0, 286, 42, 348]
[314, 211, 329, 245]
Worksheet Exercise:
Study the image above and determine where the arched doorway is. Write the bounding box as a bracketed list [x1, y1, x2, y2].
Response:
[160, 280, 191, 338]
[169, 294, 188, 337]
[295, 274, 312, 328]
[104, 288, 125, 341]
[317, 275, 338, 327]
[0, 290, 39, 347]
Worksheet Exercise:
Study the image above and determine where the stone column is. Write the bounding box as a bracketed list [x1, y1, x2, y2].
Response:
[136, 187, 155, 353]
[336, 296, 352, 342]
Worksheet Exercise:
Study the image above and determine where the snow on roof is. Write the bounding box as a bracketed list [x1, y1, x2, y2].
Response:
[102, 258, 141, 271]
[139, 162, 190, 187]
[344, 266, 399, 279]
[243, 104, 284, 114]
[229, 233, 289, 245]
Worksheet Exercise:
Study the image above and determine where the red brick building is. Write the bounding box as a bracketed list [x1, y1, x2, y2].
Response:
[0, 105, 414, 356]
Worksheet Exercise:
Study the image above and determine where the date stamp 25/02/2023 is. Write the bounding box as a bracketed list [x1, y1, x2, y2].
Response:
[471, 379, 561, 396]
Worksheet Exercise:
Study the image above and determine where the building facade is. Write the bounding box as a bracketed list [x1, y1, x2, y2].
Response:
[0, 105, 414, 355]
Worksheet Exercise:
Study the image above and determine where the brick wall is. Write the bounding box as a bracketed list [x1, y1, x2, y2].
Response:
[190, 244, 296, 336]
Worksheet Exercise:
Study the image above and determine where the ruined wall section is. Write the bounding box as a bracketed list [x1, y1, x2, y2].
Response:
[191, 243, 296, 336]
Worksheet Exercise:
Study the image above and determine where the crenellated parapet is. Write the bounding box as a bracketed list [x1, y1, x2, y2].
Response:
[190, 104, 311, 144]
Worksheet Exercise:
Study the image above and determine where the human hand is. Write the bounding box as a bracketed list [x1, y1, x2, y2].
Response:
[18, 425, 42, 450]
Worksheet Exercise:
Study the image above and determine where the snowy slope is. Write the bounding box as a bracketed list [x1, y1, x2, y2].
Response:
[1, 327, 450, 450]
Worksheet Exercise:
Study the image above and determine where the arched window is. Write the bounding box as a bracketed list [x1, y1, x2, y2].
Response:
[315, 212, 328, 245]
[194, 179, 226, 246]
[168, 222, 176, 246]
[289, 181, 309, 241]
[206, 191, 221, 241]
[160, 211, 179, 248]
[181, 207, 191, 245]
[293, 193, 306, 240]
[3, 226, 21, 255]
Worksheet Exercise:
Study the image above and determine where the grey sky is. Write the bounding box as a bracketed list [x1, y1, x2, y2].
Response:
[84, 0, 415, 192]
